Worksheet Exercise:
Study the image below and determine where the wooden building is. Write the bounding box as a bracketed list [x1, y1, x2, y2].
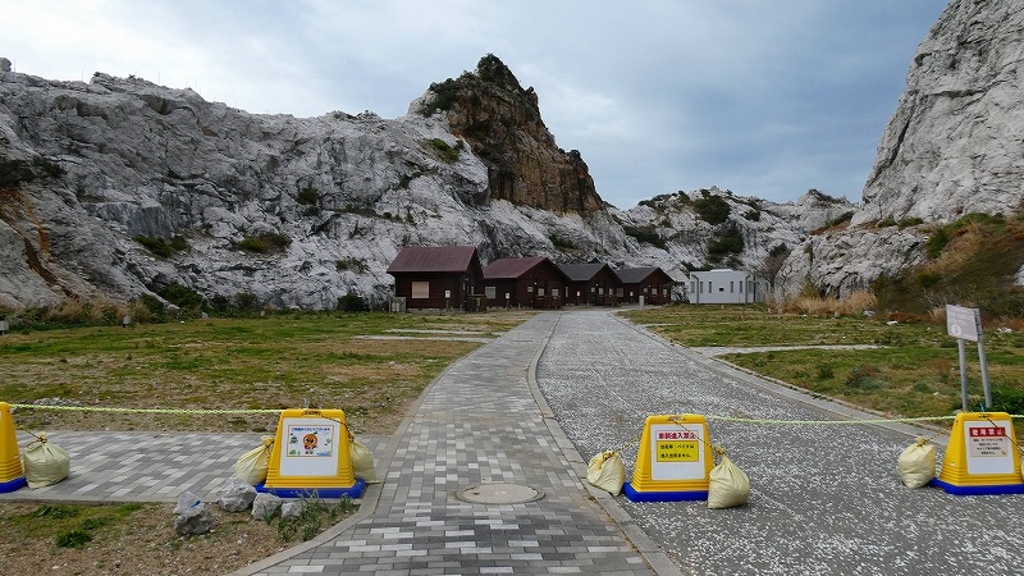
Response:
[615, 267, 675, 305]
[482, 257, 570, 309]
[387, 246, 483, 310]
[558, 263, 621, 306]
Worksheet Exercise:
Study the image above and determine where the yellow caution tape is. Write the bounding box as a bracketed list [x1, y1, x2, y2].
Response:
[704, 415, 965, 425]
[9, 404, 281, 415]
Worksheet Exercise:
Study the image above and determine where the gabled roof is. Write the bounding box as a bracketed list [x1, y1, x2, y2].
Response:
[615, 266, 672, 284]
[482, 257, 549, 280]
[387, 245, 479, 274]
[558, 262, 614, 282]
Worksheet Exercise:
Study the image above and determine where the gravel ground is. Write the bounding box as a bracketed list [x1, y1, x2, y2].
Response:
[536, 310, 1024, 576]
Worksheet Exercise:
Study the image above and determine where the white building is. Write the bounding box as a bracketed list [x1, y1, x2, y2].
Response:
[688, 269, 765, 304]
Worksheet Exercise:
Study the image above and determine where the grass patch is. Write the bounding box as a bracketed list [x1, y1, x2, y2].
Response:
[0, 311, 532, 435]
[622, 304, 1024, 418]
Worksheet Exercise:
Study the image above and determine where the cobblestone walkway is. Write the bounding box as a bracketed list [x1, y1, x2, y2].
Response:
[243, 312, 662, 575]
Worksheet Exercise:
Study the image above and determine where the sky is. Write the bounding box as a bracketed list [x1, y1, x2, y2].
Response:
[3, 0, 949, 209]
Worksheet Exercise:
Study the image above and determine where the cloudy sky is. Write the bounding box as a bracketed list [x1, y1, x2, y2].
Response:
[4, 0, 948, 209]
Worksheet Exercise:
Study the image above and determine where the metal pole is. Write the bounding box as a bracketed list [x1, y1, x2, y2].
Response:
[977, 333, 992, 410]
[958, 338, 969, 412]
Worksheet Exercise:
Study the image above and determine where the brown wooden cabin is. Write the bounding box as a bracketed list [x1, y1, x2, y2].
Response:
[558, 263, 622, 306]
[615, 267, 675, 305]
[387, 246, 484, 310]
[482, 257, 570, 309]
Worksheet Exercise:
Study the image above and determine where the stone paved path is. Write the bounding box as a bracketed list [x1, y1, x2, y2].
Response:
[239, 312, 665, 575]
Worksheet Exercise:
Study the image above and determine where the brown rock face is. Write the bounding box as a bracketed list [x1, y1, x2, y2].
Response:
[418, 54, 605, 214]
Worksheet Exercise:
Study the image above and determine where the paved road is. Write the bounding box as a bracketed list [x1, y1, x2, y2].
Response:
[537, 310, 1024, 576]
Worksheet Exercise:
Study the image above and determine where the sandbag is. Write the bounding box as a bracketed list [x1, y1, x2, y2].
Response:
[21, 432, 70, 489]
[897, 437, 936, 489]
[233, 436, 274, 485]
[586, 451, 625, 496]
[707, 454, 750, 509]
[350, 437, 380, 484]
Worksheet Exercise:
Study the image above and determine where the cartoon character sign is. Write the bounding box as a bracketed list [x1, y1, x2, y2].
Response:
[286, 424, 334, 457]
[303, 433, 318, 454]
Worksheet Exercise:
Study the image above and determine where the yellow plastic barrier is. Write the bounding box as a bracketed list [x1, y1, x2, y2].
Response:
[0, 402, 27, 492]
[624, 414, 714, 501]
[258, 408, 365, 499]
[932, 411, 1024, 495]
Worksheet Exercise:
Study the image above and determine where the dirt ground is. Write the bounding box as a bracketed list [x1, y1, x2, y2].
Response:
[0, 499, 350, 576]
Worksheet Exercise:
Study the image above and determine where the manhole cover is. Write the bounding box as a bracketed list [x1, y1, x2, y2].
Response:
[457, 483, 543, 504]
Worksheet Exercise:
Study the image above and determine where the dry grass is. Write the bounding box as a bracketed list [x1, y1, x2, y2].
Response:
[783, 290, 877, 316]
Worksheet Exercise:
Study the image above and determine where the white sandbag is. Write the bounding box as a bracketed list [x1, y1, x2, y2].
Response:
[897, 437, 936, 489]
[233, 436, 274, 485]
[586, 451, 625, 496]
[350, 437, 380, 484]
[707, 454, 750, 509]
[21, 433, 70, 489]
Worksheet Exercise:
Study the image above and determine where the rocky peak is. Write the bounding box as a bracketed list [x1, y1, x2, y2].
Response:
[853, 0, 1024, 226]
[413, 54, 604, 214]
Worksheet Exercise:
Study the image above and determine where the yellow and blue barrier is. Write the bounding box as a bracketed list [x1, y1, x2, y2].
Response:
[0, 402, 27, 492]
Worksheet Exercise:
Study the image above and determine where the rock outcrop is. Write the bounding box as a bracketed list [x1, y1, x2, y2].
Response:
[1, 53, 846, 310]
[413, 54, 604, 214]
[779, 0, 1024, 298]
[855, 0, 1024, 226]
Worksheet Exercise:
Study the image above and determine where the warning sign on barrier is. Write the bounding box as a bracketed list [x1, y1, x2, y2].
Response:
[624, 414, 714, 502]
[932, 412, 1024, 496]
[258, 409, 365, 499]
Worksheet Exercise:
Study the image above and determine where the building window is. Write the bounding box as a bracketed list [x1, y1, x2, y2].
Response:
[730, 281, 734, 293]
[537, 287, 545, 296]
[485, 286, 496, 299]
[411, 281, 429, 299]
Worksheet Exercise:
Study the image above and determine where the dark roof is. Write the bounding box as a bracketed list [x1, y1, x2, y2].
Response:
[482, 257, 548, 280]
[615, 267, 668, 284]
[387, 246, 478, 274]
[558, 263, 613, 282]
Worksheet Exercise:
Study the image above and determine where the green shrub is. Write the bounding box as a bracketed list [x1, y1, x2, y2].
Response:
[817, 364, 834, 380]
[427, 138, 462, 163]
[989, 386, 1024, 414]
[845, 364, 885, 390]
[707, 222, 744, 263]
[156, 283, 205, 311]
[235, 292, 260, 311]
[623, 225, 667, 250]
[337, 292, 369, 312]
[549, 234, 578, 251]
[743, 209, 761, 221]
[336, 258, 369, 273]
[296, 186, 319, 206]
[693, 192, 730, 224]
[238, 233, 292, 254]
[56, 529, 92, 549]
[877, 218, 897, 228]
[135, 235, 188, 258]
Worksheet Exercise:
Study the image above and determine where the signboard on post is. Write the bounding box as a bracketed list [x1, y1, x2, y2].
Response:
[946, 305, 980, 342]
[946, 305, 992, 410]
